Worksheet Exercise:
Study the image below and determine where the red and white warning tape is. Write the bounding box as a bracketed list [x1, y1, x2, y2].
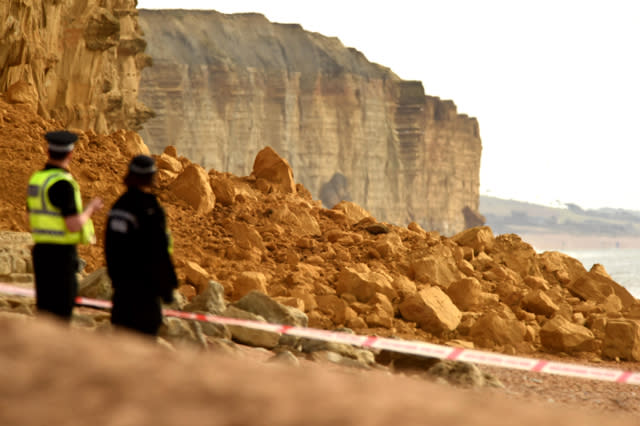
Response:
[1, 282, 639, 385]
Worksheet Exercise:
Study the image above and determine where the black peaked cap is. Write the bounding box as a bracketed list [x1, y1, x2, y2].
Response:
[128, 154, 157, 175]
[45, 131, 77, 153]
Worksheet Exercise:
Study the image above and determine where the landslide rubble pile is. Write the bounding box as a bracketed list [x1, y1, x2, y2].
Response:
[2, 93, 640, 365]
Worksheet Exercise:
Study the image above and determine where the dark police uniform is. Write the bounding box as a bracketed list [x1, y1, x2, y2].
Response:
[105, 156, 177, 336]
[27, 131, 95, 320]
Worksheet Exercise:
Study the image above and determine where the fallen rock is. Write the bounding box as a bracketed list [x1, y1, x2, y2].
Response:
[399, 286, 461, 335]
[252, 146, 296, 193]
[469, 312, 526, 350]
[602, 319, 640, 361]
[169, 164, 216, 214]
[540, 316, 596, 353]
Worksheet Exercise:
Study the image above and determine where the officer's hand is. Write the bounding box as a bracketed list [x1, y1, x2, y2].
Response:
[87, 197, 104, 214]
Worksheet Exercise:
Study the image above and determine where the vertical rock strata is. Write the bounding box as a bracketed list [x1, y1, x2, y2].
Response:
[0, 0, 152, 132]
[137, 10, 482, 234]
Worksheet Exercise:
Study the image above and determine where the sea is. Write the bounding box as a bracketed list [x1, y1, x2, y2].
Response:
[556, 248, 640, 298]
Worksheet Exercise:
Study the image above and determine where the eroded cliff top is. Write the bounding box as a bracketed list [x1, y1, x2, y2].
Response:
[138, 9, 396, 78]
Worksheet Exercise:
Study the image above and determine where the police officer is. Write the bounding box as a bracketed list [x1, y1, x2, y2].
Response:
[105, 154, 178, 336]
[27, 130, 103, 320]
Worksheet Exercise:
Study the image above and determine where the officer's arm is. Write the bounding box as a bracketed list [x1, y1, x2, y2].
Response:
[65, 198, 104, 232]
[148, 203, 178, 301]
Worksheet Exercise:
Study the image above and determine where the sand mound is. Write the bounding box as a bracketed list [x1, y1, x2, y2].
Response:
[0, 314, 636, 426]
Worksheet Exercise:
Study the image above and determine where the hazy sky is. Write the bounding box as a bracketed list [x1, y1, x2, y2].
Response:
[137, 0, 640, 211]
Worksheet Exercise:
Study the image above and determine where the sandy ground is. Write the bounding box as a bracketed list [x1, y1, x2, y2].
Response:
[0, 313, 638, 426]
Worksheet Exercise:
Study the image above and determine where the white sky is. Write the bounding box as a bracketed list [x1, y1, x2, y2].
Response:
[137, 0, 640, 211]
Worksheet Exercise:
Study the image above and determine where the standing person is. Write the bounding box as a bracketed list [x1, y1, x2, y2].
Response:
[27, 130, 103, 321]
[105, 154, 178, 336]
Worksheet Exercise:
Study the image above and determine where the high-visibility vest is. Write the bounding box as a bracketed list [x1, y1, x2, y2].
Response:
[27, 169, 95, 244]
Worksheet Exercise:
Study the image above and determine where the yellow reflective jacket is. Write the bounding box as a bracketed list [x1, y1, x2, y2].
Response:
[27, 169, 95, 244]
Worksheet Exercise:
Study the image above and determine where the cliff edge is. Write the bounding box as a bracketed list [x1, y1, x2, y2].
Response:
[0, 0, 152, 133]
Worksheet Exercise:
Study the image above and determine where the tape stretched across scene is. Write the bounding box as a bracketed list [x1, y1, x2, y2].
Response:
[1, 282, 639, 385]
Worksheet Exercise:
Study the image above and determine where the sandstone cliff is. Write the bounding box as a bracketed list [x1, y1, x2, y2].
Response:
[0, 0, 152, 133]
[137, 10, 482, 235]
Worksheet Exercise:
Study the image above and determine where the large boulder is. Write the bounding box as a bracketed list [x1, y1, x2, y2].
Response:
[184, 261, 211, 293]
[602, 319, 640, 361]
[232, 272, 268, 300]
[169, 164, 215, 214]
[252, 146, 296, 193]
[409, 254, 462, 289]
[521, 289, 559, 317]
[399, 286, 461, 334]
[539, 316, 596, 353]
[469, 312, 526, 349]
[536, 251, 587, 286]
[231, 291, 308, 329]
[451, 226, 495, 255]
[270, 204, 321, 236]
[222, 305, 280, 349]
[157, 152, 183, 174]
[314, 295, 357, 326]
[567, 269, 630, 313]
[209, 174, 236, 206]
[336, 265, 397, 303]
[447, 277, 486, 311]
[184, 280, 227, 314]
[331, 201, 372, 225]
[488, 234, 542, 279]
[232, 291, 308, 347]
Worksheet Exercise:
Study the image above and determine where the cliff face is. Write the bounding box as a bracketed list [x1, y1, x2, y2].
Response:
[0, 0, 152, 133]
[137, 10, 482, 235]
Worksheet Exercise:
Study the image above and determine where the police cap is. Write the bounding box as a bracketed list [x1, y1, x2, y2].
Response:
[128, 154, 157, 176]
[45, 131, 77, 153]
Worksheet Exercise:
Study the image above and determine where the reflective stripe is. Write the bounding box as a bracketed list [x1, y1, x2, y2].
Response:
[27, 185, 39, 197]
[108, 209, 139, 228]
[39, 172, 65, 214]
[31, 229, 66, 236]
[48, 143, 75, 153]
[29, 209, 61, 216]
[129, 163, 156, 174]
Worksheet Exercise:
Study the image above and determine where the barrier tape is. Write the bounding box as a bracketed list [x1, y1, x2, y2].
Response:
[1, 282, 640, 385]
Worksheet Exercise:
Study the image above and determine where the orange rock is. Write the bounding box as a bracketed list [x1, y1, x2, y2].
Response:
[184, 261, 211, 293]
[336, 265, 396, 303]
[399, 286, 461, 334]
[521, 289, 559, 317]
[602, 320, 640, 361]
[251, 146, 296, 193]
[169, 164, 216, 214]
[157, 153, 183, 173]
[451, 226, 494, 255]
[446, 277, 483, 311]
[540, 316, 596, 353]
[469, 312, 526, 350]
[233, 272, 268, 300]
[331, 201, 371, 224]
[209, 175, 236, 206]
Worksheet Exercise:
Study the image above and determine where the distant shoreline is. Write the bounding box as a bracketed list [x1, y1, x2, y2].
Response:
[515, 233, 640, 251]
